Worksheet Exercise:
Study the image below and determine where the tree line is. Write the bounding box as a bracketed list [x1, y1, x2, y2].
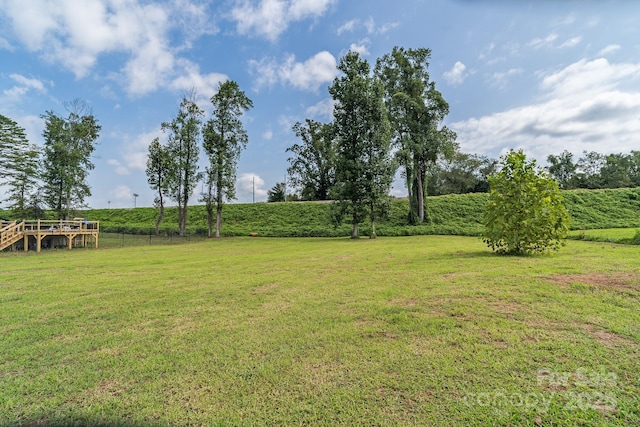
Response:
[2, 46, 639, 239]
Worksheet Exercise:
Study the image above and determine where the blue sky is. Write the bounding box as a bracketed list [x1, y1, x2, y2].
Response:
[1, 0, 639, 208]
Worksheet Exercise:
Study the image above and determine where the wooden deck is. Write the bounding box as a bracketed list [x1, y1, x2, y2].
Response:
[0, 219, 99, 253]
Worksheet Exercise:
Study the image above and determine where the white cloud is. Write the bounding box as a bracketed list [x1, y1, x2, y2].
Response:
[451, 58, 640, 162]
[0, 0, 223, 97]
[598, 44, 621, 56]
[250, 51, 338, 91]
[305, 98, 335, 119]
[559, 36, 582, 48]
[336, 16, 397, 36]
[349, 41, 370, 56]
[528, 33, 558, 49]
[337, 19, 356, 35]
[1, 74, 48, 105]
[443, 61, 468, 86]
[169, 59, 228, 101]
[110, 184, 133, 201]
[237, 173, 267, 202]
[108, 128, 163, 176]
[9, 74, 46, 91]
[230, 0, 335, 41]
[263, 129, 273, 140]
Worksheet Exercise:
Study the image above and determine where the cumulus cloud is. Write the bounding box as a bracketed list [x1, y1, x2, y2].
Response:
[450, 58, 640, 162]
[443, 61, 468, 86]
[1, 74, 48, 105]
[230, 0, 335, 41]
[250, 51, 338, 91]
[263, 129, 273, 140]
[169, 60, 228, 102]
[0, 0, 223, 97]
[348, 41, 370, 56]
[237, 173, 267, 203]
[107, 128, 163, 176]
[305, 98, 335, 119]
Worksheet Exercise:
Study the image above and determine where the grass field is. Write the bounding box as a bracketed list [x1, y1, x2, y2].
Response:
[1, 237, 639, 426]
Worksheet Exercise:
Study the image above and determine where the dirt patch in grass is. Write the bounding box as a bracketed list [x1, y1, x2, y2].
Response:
[576, 323, 636, 348]
[543, 273, 639, 292]
[387, 298, 418, 308]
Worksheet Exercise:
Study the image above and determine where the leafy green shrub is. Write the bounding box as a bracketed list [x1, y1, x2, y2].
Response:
[483, 150, 570, 255]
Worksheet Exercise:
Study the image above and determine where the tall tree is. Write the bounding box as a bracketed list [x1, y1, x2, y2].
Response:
[600, 153, 634, 189]
[375, 46, 457, 224]
[574, 151, 605, 189]
[203, 80, 253, 238]
[287, 119, 336, 200]
[546, 150, 577, 189]
[0, 115, 40, 217]
[329, 51, 394, 239]
[146, 137, 171, 234]
[163, 92, 204, 236]
[41, 100, 101, 219]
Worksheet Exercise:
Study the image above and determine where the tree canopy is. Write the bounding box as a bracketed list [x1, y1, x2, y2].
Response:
[203, 80, 253, 238]
[41, 101, 101, 219]
[375, 46, 457, 224]
[329, 51, 394, 239]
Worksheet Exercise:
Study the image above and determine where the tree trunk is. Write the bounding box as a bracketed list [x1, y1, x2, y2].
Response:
[215, 204, 222, 238]
[206, 200, 213, 238]
[370, 218, 376, 239]
[155, 200, 164, 235]
[416, 169, 424, 223]
[351, 220, 359, 239]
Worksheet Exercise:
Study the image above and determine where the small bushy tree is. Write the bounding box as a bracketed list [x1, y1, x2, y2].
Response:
[483, 149, 570, 255]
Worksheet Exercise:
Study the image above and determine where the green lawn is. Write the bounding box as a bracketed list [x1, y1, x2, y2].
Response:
[1, 237, 639, 426]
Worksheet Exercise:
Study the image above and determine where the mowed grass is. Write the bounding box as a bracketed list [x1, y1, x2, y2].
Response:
[1, 237, 639, 426]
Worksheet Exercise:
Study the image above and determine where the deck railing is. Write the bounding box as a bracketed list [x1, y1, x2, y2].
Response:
[1, 219, 99, 252]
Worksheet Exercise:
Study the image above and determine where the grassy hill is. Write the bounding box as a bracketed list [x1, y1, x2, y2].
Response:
[74, 187, 640, 237]
[3, 187, 639, 237]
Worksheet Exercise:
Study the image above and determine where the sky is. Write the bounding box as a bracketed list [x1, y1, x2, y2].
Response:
[1, 0, 639, 208]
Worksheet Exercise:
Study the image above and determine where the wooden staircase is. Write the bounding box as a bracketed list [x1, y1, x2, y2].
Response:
[0, 221, 25, 251]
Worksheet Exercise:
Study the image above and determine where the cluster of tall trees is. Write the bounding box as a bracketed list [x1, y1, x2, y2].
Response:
[547, 150, 640, 190]
[0, 100, 101, 220]
[285, 48, 457, 237]
[146, 81, 252, 238]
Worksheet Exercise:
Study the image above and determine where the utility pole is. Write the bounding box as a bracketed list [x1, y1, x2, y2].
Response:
[133, 193, 139, 208]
